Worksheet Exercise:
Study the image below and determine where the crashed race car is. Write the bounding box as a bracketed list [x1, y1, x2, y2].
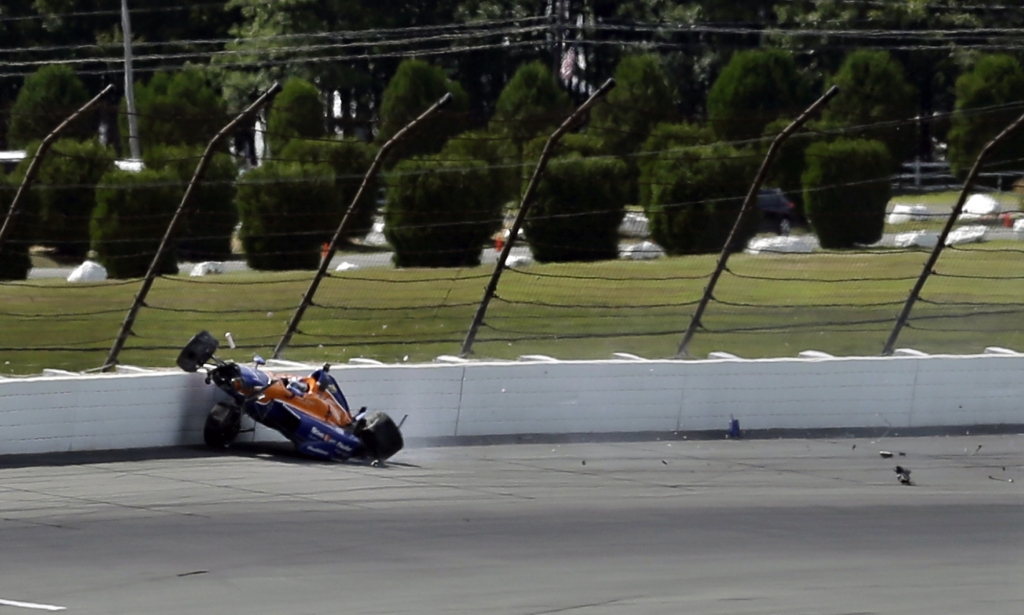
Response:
[177, 330, 403, 463]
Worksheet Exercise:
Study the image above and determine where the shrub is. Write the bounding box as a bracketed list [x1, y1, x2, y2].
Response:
[267, 77, 325, 150]
[143, 144, 238, 261]
[707, 49, 809, 142]
[441, 129, 519, 207]
[821, 50, 917, 167]
[8, 65, 92, 148]
[125, 69, 227, 151]
[590, 54, 676, 156]
[377, 59, 469, 163]
[384, 157, 502, 268]
[11, 139, 114, 261]
[490, 61, 572, 156]
[278, 138, 377, 243]
[91, 168, 183, 278]
[0, 173, 33, 280]
[645, 143, 760, 255]
[803, 138, 892, 248]
[524, 154, 629, 263]
[235, 161, 334, 271]
[947, 54, 1024, 179]
[637, 122, 715, 210]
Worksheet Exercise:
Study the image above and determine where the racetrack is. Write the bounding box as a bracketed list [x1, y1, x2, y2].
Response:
[1, 436, 1022, 614]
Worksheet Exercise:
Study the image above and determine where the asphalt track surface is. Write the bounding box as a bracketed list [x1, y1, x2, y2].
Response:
[1, 435, 1022, 614]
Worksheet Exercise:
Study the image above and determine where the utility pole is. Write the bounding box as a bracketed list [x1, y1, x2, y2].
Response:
[121, 0, 141, 160]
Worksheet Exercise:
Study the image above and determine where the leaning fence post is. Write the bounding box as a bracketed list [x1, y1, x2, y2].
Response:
[882, 107, 1024, 356]
[0, 85, 114, 255]
[675, 86, 839, 358]
[460, 78, 617, 357]
[103, 83, 282, 371]
[272, 93, 454, 359]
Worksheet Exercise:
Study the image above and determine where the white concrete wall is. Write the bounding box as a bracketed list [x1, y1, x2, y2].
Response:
[2, 354, 1023, 456]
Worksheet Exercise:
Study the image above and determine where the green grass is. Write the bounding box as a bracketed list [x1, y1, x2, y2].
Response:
[4, 242, 1024, 375]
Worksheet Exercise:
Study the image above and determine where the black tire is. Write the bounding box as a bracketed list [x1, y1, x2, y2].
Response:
[359, 412, 404, 461]
[203, 402, 242, 449]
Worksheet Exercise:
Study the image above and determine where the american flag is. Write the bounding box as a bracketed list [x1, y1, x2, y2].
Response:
[559, 47, 576, 85]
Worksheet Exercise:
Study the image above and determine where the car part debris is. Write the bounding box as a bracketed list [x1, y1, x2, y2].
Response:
[988, 475, 1014, 483]
[895, 465, 913, 485]
[879, 451, 893, 458]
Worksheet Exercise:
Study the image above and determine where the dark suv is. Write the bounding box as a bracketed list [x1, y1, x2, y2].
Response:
[757, 188, 798, 235]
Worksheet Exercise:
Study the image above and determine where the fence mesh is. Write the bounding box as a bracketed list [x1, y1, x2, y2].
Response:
[4, 63, 1024, 374]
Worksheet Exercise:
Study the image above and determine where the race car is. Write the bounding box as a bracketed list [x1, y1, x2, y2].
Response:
[177, 331, 403, 463]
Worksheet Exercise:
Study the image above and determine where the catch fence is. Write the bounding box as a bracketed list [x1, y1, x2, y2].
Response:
[4, 95, 1024, 375]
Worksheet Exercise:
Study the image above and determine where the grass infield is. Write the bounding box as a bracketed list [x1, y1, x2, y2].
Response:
[4, 240, 1024, 375]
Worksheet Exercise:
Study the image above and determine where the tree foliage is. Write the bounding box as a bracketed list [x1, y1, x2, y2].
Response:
[590, 54, 676, 156]
[125, 69, 227, 152]
[821, 50, 917, 166]
[143, 144, 238, 262]
[91, 167, 183, 278]
[803, 138, 892, 249]
[441, 129, 519, 207]
[637, 122, 715, 210]
[278, 138, 379, 243]
[524, 154, 629, 263]
[707, 49, 809, 142]
[646, 143, 760, 255]
[0, 173, 32, 280]
[267, 77, 325, 150]
[15, 138, 113, 260]
[8, 65, 91, 148]
[947, 54, 1024, 179]
[384, 156, 502, 268]
[491, 61, 572, 156]
[377, 59, 469, 163]
[235, 161, 334, 271]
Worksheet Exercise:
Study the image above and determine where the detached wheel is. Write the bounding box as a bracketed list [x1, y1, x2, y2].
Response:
[203, 402, 242, 449]
[359, 412, 404, 461]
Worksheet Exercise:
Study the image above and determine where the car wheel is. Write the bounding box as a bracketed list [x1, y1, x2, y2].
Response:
[358, 412, 404, 461]
[203, 402, 242, 448]
[778, 217, 792, 236]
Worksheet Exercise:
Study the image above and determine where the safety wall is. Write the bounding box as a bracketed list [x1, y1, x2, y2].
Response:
[2, 353, 1023, 456]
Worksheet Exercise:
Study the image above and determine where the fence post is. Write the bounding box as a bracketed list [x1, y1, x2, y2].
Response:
[676, 86, 839, 357]
[0, 85, 114, 255]
[272, 93, 453, 359]
[882, 107, 1024, 356]
[460, 78, 616, 357]
[103, 83, 282, 371]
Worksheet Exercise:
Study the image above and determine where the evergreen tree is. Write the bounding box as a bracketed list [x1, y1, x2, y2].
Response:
[590, 54, 676, 157]
[384, 156, 502, 268]
[15, 139, 113, 260]
[124, 69, 227, 151]
[143, 144, 238, 262]
[707, 49, 809, 142]
[91, 167, 183, 278]
[278, 138, 378, 243]
[267, 77, 325, 150]
[235, 161, 334, 271]
[821, 50, 917, 167]
[646, 143, 760, 255]
[8, 65, 91, 148]
[524, 154, 629, 263]
[803, 138, 892, 249]
[490, 61, 571, 157]
[377, 59, 469, 163]
[947, 54, 1024, 180]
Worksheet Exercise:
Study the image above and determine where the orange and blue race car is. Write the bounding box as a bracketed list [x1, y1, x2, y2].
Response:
[177, 331, 403, 463]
